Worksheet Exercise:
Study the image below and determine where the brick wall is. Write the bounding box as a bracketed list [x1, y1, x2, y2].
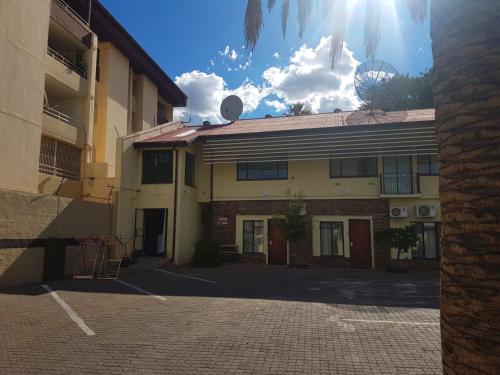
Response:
[211, 199, 391, 269]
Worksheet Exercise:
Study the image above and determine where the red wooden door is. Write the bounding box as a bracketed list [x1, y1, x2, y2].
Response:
[349, 219, 372, 268]
[268, 219, 287, 265]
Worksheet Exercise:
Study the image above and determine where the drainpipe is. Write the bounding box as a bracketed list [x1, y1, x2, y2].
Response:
[210, 164, 214, 202]
[171, 147, 179, 263]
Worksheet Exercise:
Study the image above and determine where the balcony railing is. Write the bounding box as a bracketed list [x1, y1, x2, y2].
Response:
[54, 0, 90, 27]
[380, 172, 421, 195]
[47, 46, 87, 78]
[43, 106, 82, 128]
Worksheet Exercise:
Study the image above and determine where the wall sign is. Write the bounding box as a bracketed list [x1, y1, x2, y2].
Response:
[216, 216, 228, 225]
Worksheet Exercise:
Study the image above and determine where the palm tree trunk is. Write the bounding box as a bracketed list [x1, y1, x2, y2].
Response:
[430, 1, 500, 374]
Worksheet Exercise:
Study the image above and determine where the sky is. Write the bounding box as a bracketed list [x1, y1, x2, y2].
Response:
[100, 0, 433, 125]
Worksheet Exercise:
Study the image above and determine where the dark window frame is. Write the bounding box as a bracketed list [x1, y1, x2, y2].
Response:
[142, 149, 173, 184]
[237, 161, 288, 181]
[330, 157, 378, 178]
[319, 221, 345, 256]
[411, 222, 442, 259]
[417, 155, 439, 176]
[184, 151, 196, 187]
[243, 220, 264, 253]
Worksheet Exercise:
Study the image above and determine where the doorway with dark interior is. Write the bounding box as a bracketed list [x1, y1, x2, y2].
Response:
[143, 209, 167, 257]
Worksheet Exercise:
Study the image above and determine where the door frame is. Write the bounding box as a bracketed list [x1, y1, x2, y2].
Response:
[268, 218, 287, 265]
[348, 218, 375, 269]
[140, 208, 168, 257]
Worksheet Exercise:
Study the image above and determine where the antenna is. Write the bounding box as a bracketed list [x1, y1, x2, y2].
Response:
[220, 95, 243, 122]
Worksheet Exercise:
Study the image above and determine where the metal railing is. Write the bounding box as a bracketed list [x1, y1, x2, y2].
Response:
[54, 0, 90, 27]
[43, 105, 82, 128]
[47, 46, 87, 78]
[380, 172, 420, 195]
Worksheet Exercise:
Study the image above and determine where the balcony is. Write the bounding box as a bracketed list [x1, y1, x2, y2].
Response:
[42, 106, 84, 147]
[44, 106, 81, 128]
[379, 172, 421, 196]
[47, 46, 87, 78]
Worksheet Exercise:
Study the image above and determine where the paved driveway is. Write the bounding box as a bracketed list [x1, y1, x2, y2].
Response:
[0, 265, 441, 374]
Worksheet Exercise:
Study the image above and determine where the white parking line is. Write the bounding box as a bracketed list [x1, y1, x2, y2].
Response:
[155, 269, 218, 284]
[341, 318, 439, 326]
[41, 284, 95, 336]
[115, 280, 167, 301]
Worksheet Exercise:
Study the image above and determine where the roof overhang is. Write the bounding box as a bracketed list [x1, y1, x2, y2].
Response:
[133, 140, 188, 149]
[202, 121, 437, 164]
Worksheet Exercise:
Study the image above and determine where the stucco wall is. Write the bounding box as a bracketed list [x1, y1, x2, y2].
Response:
[0, 189, 110, 288]
[0, 0, 51, 193]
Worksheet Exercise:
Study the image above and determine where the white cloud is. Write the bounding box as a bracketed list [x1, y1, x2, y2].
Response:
[262, 36, 360, 112]
[230, 49, 238, 61]
[272, 52, 280, 59]
[174, 71, 266, 124]
[265, 100, 286, 112]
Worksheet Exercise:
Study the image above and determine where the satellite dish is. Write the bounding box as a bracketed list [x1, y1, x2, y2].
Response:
[220, 95, 243, 121]
[354, 60, 399, 109]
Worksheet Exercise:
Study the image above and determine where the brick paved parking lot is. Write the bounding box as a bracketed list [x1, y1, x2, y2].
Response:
[0, 265, 441, 374]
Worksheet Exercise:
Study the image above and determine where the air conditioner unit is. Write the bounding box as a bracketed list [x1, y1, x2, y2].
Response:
[390, 207, 408, 218]
[416, 204, 437, 218]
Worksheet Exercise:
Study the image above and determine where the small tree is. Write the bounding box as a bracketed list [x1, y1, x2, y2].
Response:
[280, 189, 312, 244]
[375, 225, 419, 260]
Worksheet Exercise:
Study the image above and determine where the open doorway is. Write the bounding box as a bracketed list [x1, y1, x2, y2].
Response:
[141, 209, 167, 257]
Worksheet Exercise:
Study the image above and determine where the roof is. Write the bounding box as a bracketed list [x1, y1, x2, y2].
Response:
[90, 0, 187, 107]
[134, 108, 435, 148]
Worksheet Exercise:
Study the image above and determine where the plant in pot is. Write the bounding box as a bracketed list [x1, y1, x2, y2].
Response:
[375, 225, 419, 273]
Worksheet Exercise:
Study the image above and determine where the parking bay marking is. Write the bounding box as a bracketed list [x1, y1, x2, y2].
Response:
[155, 269, 218, 284]
[41, 284, 95, 336]
[341, 318, 439, 326]
[115, 279, 167, 301]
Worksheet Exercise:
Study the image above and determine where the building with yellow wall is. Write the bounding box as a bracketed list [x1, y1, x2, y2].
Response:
[0, 0, 186, 287]
[115, 109, 441, 269]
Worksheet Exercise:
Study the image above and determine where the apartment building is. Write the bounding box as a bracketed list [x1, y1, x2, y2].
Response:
[115, 109, 441, 269]
[0, 0, 185, 287]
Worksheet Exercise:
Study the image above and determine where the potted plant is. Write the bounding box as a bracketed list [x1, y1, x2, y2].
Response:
[375, 225, 419, 273]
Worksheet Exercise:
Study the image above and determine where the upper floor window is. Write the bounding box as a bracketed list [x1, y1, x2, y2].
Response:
[185, 152, 195, 187]
[237, 161, 288, 181]
[142, 150, 173, 184]
[418, 155, 439, 175]
[330, 157, 377, 178]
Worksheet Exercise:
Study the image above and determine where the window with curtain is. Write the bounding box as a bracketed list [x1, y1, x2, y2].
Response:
[412, 222, 441, 259]
[142, 150, 173, 184]
[320, 221, 344, 256]
[330, 157, 377, 177]
[185, 152, 195, 187]
[237, 161, 288, 180]
[243, 220, 264, 253]
[417, 155, 439, 175]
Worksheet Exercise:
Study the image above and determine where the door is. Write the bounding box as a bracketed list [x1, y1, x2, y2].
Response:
[383, 156, 413, 194]
[268, 219, 287, 265]
[143, 209, 167, 257]
[349, 219, 372, 268]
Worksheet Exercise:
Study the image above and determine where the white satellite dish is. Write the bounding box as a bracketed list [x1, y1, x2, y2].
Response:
[220, 95, 243, 121]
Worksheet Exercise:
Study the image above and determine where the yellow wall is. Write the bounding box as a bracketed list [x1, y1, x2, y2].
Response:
[139, 74, 158, 130]
[212, 160, 380, 201]
[0, 0, 51, 193]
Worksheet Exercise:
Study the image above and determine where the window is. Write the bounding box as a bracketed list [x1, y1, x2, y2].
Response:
[330, 157, 377, 177]
[39, 136, 81, 181]
[237, 161, 288, 180]
[142, 150, 173, 184]
[412, 222, 441, 259]
[243, 220, 264, 253]
[418, 155, 439, 175]
[320, 222, 344, 256]
[185, 152, 195, 187]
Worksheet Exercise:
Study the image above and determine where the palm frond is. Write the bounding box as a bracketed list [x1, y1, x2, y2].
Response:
[297, 0, 313, 38]
[406, 0, 428, 24]
[244, 0, 263, 51]
[281, 0, 290, 38]
[329, 1, 347, 69]
[267, 0, 276, 12]
[364, 0, 381, 60]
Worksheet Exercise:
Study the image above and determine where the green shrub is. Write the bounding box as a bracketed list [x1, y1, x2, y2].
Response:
[191, 239, 221, 267]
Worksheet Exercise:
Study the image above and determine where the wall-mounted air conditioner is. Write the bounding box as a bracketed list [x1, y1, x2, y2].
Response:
[416, 204, 437, 218]
[390, 207, 408, 218]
